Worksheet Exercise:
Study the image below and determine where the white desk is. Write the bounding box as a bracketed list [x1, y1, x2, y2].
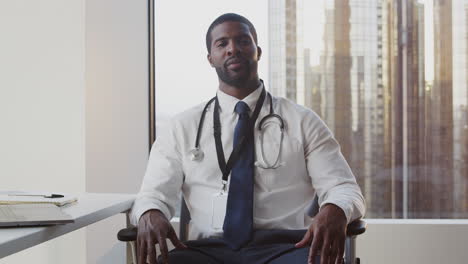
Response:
[0, 193, 135, 259]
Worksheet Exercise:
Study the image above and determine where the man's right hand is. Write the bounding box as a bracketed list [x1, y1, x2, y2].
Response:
[137, 209, 187, 264]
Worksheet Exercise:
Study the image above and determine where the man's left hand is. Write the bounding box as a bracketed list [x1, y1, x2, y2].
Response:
[295, 203, 347, 264]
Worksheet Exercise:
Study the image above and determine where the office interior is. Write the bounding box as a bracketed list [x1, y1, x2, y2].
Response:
[1, 0, 467, 263]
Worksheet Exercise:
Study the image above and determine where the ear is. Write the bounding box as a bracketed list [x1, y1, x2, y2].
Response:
[207, 53, 214, 67]
[257, 46, 262, 61]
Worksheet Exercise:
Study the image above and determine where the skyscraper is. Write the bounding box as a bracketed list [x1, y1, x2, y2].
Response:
[400, 0, 428, 218]
[320, 0, 352, 162]
[319, 0, 427, 217]
[320, 0, 393, 217]
[428, 0, 454, 217]
[304, 48, 322, 115]
[268, 0, 304, 103]
[452, 0, 468, 217]
[268, 0, 467, 218]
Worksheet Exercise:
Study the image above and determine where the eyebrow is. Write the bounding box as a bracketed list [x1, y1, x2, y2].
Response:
[213, 34, 251, 44]
[213, 37, 228, 44]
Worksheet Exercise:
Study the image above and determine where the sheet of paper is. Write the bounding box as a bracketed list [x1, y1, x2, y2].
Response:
[0, 193, 77, 207]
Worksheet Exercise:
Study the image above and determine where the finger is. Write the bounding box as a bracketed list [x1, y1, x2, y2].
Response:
[138, 239, 148, 264]
[148, 241, 158, 264]
[320, 236, 331, 264]
[328, 241, 338, 264]
[158, 236, 169, 264]
[295, 228, 313, 248]
[168, 228, 188, 249]
[309, 230, 322, 264]
[335, 238, 345, 264]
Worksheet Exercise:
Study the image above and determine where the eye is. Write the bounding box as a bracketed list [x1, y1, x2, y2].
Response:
[239, 38, 252, 45]
[216, 40, 227, 47]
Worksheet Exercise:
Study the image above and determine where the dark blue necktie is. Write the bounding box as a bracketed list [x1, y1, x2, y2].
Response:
[223, 101, 254, 250]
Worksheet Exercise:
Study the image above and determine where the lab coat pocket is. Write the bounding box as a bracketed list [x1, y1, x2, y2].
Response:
[255, 130, 308, 189]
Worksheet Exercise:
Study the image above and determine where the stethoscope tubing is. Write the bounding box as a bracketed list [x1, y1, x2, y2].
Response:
[191, 89, 285, 170]
[255, 121, 284, 169]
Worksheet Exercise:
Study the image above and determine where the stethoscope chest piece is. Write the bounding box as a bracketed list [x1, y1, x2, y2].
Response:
[189, 148, 204, 161]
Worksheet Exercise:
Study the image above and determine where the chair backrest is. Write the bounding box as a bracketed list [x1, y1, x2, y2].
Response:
[178, 194, 320, 241]
[307, 194, 320, 217]
[179, 198, 191, 241]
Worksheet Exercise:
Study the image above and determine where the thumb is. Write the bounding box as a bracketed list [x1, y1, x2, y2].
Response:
[295, 228, 313, 248]
[168, 228, 188, 249]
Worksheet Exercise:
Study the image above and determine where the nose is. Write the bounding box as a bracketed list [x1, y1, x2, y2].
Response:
[226, 41, 240, 57]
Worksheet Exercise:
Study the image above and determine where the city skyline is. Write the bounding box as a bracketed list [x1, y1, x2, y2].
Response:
[268, 0, 468, 218]
[153, 0, 468, 218]
[153, 0, 436, 117]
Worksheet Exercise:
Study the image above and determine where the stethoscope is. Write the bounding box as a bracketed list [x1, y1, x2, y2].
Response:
[189, 85, 285, 170]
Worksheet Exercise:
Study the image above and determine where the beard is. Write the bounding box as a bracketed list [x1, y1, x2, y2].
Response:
[215, 60, 253, 88]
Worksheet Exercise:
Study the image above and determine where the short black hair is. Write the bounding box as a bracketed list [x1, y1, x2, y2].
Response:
[206, 13, 258, 53]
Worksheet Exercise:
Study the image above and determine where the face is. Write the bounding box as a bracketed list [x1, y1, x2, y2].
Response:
[207, 21, 262, 88]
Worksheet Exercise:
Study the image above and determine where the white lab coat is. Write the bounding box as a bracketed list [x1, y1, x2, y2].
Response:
[131, 85, 366, 239]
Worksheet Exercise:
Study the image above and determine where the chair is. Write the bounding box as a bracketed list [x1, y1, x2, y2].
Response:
[118, 195, 366, 264]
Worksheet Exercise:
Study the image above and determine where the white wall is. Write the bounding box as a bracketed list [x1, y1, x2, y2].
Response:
[0, 0, 86, 263]
[357, 220, 468, 264]
[0, 0, 149, 263]
[85, 0, 149, 263]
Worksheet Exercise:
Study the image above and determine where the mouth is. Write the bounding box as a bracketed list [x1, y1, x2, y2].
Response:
[225, 58, 246, 71]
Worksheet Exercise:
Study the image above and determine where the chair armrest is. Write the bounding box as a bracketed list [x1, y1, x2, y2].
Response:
[117, 227, 138, 242]
[346, 219, 367, 236]
[117, 219, 367, 242]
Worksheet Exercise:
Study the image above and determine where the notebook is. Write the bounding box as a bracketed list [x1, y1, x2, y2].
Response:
[0, 194, 78, 207]
[0, 203, 74, 227]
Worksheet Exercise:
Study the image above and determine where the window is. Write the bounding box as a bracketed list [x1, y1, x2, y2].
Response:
[153, 0, 268, 216]
[153, 0, 468, 219]
[154, 0, 268, 135]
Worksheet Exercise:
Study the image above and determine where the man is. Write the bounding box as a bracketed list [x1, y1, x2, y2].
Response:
[132, 13, 365, 264]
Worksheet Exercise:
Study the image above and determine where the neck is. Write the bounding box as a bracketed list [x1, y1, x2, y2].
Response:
[218, 78, 261, 100]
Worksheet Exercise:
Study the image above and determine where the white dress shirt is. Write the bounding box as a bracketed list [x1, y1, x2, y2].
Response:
[131, 84, 366, 239]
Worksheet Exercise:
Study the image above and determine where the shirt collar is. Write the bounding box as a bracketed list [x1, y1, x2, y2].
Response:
[216, 82, 264, 114]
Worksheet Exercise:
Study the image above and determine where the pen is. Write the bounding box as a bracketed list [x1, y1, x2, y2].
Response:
[8, 194, 65, 199]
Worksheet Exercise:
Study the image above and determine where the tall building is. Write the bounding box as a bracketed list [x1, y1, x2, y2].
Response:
[383, 0, 429, 218]
[407, 1, 429, 218]
[320, 0, 392, 217]
[268, 0, 304, 103]
[304, 48, 322, 115]
[268, 0, 467, 218]
[320, 0, 352, 162]
[319, 0, 426, 218]
[452, 0, 468, 217]
[399, 1, 428, 218]
[428, 0, 454, 217]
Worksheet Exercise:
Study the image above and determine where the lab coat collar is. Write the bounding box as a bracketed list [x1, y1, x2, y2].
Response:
[216, 82, 264, 115]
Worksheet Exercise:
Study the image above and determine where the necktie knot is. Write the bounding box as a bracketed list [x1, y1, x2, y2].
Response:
[234, 101, 250, 116]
